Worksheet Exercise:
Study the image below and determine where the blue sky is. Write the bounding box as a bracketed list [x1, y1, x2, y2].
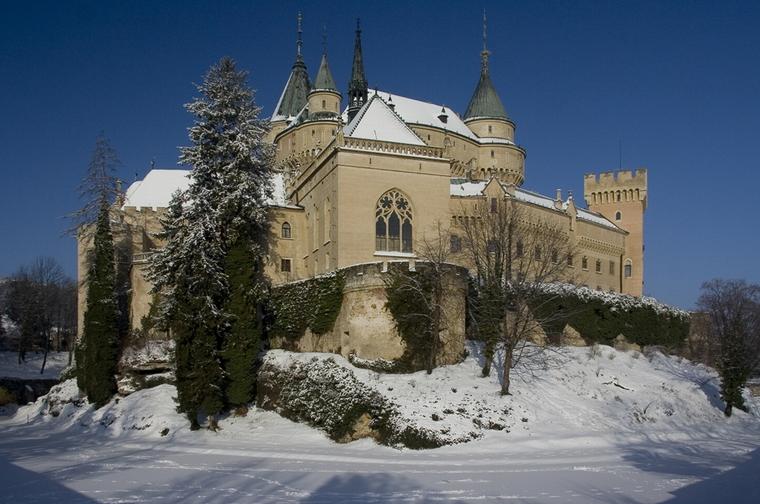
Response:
[1, 0, 759, 309]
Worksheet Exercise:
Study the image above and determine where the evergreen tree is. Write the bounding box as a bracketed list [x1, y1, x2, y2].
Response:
[77, 201, 119, 406]
[222, 239, 263, 407]
[71, 134, 121, 407]
[149, 57, 274, 427]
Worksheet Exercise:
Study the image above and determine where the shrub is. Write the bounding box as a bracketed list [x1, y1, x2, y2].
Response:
[0, 386, 16, 406]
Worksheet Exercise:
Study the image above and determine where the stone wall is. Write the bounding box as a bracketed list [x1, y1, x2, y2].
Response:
[269, 261, 468, 366]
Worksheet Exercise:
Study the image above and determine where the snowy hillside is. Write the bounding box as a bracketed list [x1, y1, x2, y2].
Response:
[0, 351, 70, 379]
[1, 344, 759, 503]
[261, 342, 760, 445]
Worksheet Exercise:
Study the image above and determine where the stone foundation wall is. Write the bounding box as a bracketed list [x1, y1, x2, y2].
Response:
[269, 262, 468, 366]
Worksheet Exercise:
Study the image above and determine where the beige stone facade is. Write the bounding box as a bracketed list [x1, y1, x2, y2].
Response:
[76, 24, 648, 363]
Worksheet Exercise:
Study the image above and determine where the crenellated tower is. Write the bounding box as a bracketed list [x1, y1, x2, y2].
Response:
[584, 169, 648, 296]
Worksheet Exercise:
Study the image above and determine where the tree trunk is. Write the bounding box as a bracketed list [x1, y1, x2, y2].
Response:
[428, 285, 442, 374]
[724, 403, 733, 417]
[501, 344, 513, 395]
[40, 328, 50, 375]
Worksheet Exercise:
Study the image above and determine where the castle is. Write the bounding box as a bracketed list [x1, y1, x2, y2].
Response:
[78, 16, 648, 363]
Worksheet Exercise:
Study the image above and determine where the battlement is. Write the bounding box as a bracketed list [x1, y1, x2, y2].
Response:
[584, 169, 647, 208]
[584, 168, 647, 191]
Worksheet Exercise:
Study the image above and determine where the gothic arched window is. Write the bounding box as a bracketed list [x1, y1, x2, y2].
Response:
[375, 189, 413, 253]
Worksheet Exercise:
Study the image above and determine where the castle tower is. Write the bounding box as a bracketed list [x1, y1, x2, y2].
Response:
[271, 12, 311, 138]
[347, 18, 368, 122]
[463, 12, 514, 141]
[463, 12, 524, 186]
[584, 169, 648, 296]
[308, 29, 341, 118]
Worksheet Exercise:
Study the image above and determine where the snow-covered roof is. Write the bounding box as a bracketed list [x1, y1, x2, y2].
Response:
[344, 95, 426, 146]
[450, 181, 487, 197]
[344, 91, 515, 146]
[122, 169, 291, 210]
[122, 170, 191, 210]
[449, 180, 620, 230]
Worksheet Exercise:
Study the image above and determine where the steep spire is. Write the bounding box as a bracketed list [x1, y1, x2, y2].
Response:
[273, 12, 311, 121]
[464, 10, 507, 120]
[296, 11, 304, 61]
[347, 18, 368, 122]
[313, 26, 337, 91]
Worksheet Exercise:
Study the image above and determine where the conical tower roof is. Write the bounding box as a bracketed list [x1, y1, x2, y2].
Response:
[273, 13, 311, 121]
[464, 13, 508, 121]
[313, 53, 338, 92]
[464, 64, 507, 120]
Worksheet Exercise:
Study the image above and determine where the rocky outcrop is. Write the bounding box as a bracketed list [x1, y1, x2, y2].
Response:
[0, 378, 59, 405]
[117, 340, 175, 395]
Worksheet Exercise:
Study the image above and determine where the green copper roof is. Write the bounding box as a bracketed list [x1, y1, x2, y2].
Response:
[313, 53, 337, 92]
[273, 13, 311, 120]
[274, 59, 311, 120]
[464, 51, 508, 120]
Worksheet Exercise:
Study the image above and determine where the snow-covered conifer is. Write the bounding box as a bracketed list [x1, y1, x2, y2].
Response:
[149, 57, 274, 427]
[77, 200, 119, 406]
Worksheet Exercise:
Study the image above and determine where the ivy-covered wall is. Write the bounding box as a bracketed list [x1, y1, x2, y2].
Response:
[266, 262, 468, 367]
[268, 271, 345, 341]
[529, 284, 690, 348]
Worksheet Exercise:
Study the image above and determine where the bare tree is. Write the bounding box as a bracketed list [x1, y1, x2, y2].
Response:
[697, 279, 760, 416]
[384, 222, 452, 374]
[5, 258, 73, 372]
[67, 133, 121, 235]
[459, 190, 576, 394]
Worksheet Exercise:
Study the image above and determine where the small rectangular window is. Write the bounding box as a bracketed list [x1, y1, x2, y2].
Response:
[609, 261, 615, 275]
[450, 235, 462, 253]
[280, 259, 292, 273]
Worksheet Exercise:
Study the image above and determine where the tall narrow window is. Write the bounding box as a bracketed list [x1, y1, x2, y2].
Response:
[624, 259, 633, 278]
[450, 235, 462, 253]
[281, 222, 291, 239]
[582, 256, 589, 270]
[516, 240, 524, 258]
[490, 197, 497, 213]
[595, 259, 602, 273]
[609, 261, 615, 275]
[324, 199, 331, 243]
[375, 189, 413, 253]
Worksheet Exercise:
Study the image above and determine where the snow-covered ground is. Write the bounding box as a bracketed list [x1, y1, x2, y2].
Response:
[1, 343, 759, 503]
[0, 351, 69, 379]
